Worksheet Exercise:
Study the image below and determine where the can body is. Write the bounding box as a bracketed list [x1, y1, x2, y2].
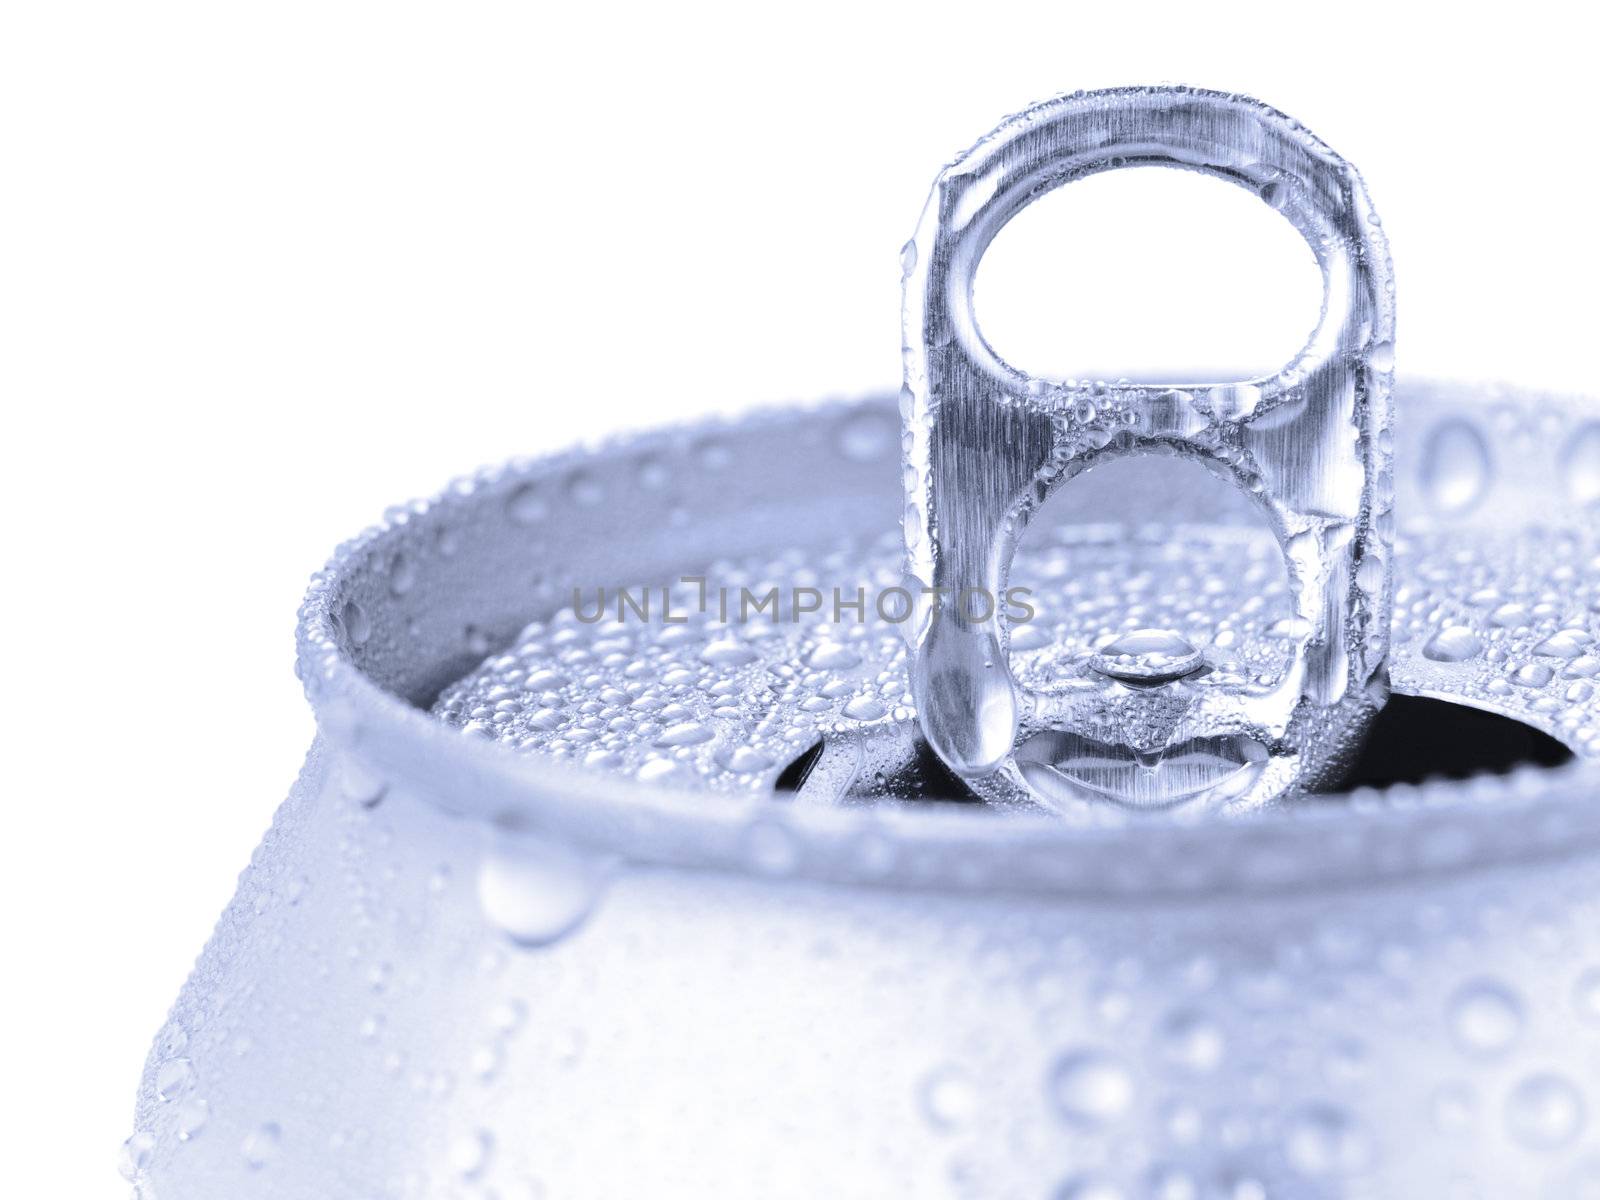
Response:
[129, 386, 1600, 1199]
[127, 740, 1600, 1199]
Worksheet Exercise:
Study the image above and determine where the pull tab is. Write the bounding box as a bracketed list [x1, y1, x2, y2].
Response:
[900, 87, 1395, 818]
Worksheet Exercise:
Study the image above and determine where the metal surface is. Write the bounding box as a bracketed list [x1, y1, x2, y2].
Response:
[901, 88, 1394, 816]
[125, 90, 1600, 1200]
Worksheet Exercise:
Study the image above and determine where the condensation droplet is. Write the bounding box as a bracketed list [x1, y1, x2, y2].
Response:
[506, 483, 549, 525]
[744, 820, 798, 875]
[842, 695, 887, 721]
[450, 1128, 495, 1179]
[1158, 1010, 1224, 1074]
[1284, 1103, 1375, 1176]
[241, 1122, 282, 1169]
[1048, 1050, 1134, 1129]
[477, 836, 611, 948]
[1053, 1176, 1126, 1200]
[1563, 423, 1600, 505]
[920, 1067, 977, 1132]
[155, 1057, 196, 1102]
[1506, 1073, 1586, 1150]
[1420, 419, 1491, 514]
[1573, 967, 1600, 1025]
[837, 411, 897, 462]
[175, 1097, 210, 1141]
[118, 1132, 156, 1181]
[341, 598, 371, 645]
[1448, 980, 1524, 1057]
[701, 640, 758, 668]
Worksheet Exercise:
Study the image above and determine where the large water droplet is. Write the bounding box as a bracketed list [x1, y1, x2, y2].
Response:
[449, 1128, 495, 1179]
[1420, 419, 1491, 513]
[1535, 629, 1589, 660]
[477, 836, 611, 948]
[1053, 1177, 1126, 1200]
[1563, 423, 1600, 505]
[1089, 628, 1203, 683]
[340, 598, 371, 645]
[175, 1097, 210, 1141]
[506, 483, 548, 525]
[1048, 1050, 1134, 1128]
[701, 640, 758, 668]
[241, 1122, 282, 1169]
[1448, 980, 1524, 1057]
[1284, 1103, 1375, 1176]
[155, 1057, 196, 1101]
[1422, 627, 1483, 663]
[1158, 1010, 1224, 1073]
[1506, 1073, 1586, 1150]
[1573, 967, 1600, 1026]
[919, 1067, 977, 1132]
[118, 1132, 156, 1181]
[837, 410, 897, 462]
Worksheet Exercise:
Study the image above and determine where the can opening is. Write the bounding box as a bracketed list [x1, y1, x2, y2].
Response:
[1336, 695, 1571, 789]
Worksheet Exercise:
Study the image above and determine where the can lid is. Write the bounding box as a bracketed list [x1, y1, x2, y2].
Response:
[290, 92, 1600, 877]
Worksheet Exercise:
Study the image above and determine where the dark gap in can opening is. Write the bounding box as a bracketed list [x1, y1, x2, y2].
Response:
[771, 735, 983, 805]
[772, 739, 826, 794]
[1333, 695, 1573, 791]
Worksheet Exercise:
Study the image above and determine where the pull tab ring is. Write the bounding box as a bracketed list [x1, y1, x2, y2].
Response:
[900, 86, 1395, 817]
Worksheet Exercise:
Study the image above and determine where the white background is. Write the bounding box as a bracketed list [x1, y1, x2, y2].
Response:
[3, 2, 1596, 1193]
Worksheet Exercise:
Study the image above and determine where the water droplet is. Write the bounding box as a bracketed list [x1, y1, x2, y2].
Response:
[1010, 623, 1050, 651]
[806, 643, 862, 670]
[1506, 1073, 1586, 1150]
[118, 1132, 156, 1181]
[1573, 968, 1600, 1025]
[566, 471, 603, 507]
[175, 1097, 210, 1141]
[340, 598, 371, 645]
[450, 1128, 495, 1179]
[1284, 1103, 1375, 1176]
[241, 1122, 282, 1169]
[477, 836, 610, 948]
[1536, 629, 1590, 660]
[506, 483, 548, 525]
[337, 758, 388, 809]
[155, 1057, 196, 1101]
[1449, 980, 1524, 1057]
[1089, 628, 1202, 683]
[1490, 602, 1532, 629]
[1422, 627, 1483, 663]
[1053, 1176, 1126, 1200]
[1048, 1050, 1134, 1128]
[920, 1067, 977, 1132]
[1158, 1010, 1223, 1073]
[701, 640, 758, 668]
[389, 551, 416, 596]
[717, 745, 775, 774]
[1420, 419, 1491, 513]
[1513, 662, 1555, 689]
[744, 820, 798, 875]
[1368, 340, 1395, 373]
[1563, 423, 1600, 504]
[837, 411, 897, 462]
[654, 721, 713, 747]
[842, 695, 887, 721]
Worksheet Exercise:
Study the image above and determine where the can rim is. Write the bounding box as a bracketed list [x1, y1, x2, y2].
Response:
[294, 387, 1600, 898]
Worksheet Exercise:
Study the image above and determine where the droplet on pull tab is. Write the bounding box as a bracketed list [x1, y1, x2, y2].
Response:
[1088, 628, 1204, 684]
[477, 830, 615, 948]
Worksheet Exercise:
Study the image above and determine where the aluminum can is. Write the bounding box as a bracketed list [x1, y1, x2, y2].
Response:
[126, 91, 1600, 1200]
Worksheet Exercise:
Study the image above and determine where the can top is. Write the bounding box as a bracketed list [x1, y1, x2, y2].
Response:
[295, 375, 1600, 896]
